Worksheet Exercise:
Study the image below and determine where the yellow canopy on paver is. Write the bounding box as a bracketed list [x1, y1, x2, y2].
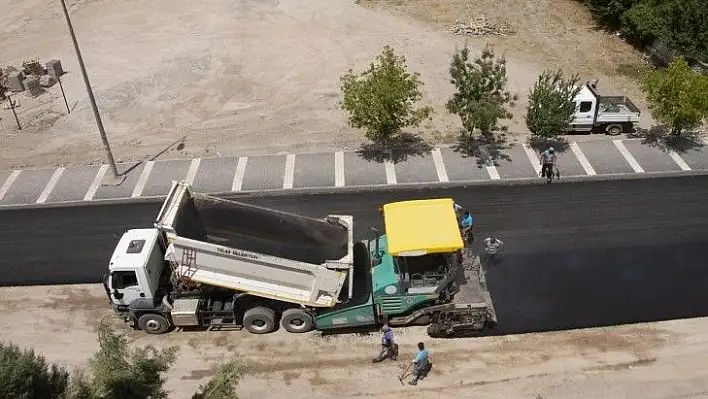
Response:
[382, 198, 464, 256]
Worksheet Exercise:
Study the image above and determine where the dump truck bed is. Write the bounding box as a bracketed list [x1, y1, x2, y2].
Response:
[596, 95, 641, 123]
[155, 181, 355, 307]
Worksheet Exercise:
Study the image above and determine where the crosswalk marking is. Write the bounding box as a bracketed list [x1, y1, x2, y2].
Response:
[522, 144, 541, 175]
[283, 154, 296, 189]
[613, 140, 644, 173]
[232, 157, 248, 192]
[185, 158, 201, 185]
[36, 167, 65, 203]
[668, 151, 691, 171]
[0, 170, 21, 201]
[334, 152, 345, 187]
[385, 161, 397, 184]
[431, 148, 449, 182]
[570, 142, 597, 176]
[131, 161, 155, 198]
[486, 165, 500, 180]
[84, 165, 108, 201]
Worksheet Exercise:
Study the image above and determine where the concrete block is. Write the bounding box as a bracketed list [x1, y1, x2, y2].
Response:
[8, 71, 25, 92]
[45, 60, 64, 78]
[23, 77, 43, 97]
[39, 75, 57, 88]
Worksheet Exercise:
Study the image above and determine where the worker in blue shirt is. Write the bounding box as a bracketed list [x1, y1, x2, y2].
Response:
[372, 324, 398, 362]
[409, 342, 431, 386]
[460, 210, 474, 243]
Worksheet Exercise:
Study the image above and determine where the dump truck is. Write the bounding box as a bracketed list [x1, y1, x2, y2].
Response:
[104, 181, 497, 338]
[569, 79, 641, 136]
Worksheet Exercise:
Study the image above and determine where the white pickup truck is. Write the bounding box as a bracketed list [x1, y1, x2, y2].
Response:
[569, 79, 641, 136]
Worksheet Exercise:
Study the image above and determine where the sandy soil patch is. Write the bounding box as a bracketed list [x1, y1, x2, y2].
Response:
[0, 0, 653, 170]
[2, 283, 708, 398]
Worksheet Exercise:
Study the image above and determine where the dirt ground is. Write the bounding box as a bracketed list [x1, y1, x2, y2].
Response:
[3, 284, 708, 398]
[0, 0, 653, 170]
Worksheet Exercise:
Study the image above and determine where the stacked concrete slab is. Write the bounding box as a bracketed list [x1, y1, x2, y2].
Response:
[7, 71, 25, 92]
[45, 60, 64, 78]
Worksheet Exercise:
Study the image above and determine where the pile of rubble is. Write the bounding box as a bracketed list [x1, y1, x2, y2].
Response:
[1, 59, 64, 98]
[449, 15, 515, 37]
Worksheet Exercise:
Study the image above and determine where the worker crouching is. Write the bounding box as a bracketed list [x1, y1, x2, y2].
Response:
[372, 325, 398, 363]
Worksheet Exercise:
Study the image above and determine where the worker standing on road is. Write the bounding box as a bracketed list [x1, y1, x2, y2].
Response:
[482, 235, 503, 267]
[372, 324, 398, 363]
[460, 211, 474, 244]
[540, 147, 556, 179]
[408, 342, 431, 386]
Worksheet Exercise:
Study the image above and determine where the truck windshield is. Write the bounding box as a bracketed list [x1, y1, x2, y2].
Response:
[111, 271, 138, 289]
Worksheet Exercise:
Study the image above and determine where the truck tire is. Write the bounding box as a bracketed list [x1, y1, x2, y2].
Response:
[243, 307, 277, 334]
[606, 124, 623, 136]
[281, 308, 315, 333]
[138, 313, 170, 334]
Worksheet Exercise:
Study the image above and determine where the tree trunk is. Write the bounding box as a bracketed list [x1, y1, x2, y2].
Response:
[671, 126, 682, 136]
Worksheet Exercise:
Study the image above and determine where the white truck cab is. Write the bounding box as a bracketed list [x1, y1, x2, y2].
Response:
[105, 228, 165, 309]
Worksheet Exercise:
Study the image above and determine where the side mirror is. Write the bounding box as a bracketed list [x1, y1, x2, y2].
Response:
[113, 290, 124, 300]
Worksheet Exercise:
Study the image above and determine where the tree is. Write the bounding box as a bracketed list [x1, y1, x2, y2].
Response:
[585, 0, 641, 28]
[446, 45, 517, 142]
[73, 322, 179, 399]
[641, 57, 708, 135]
[192, 360, 247, 399]
[0, 342, 70, 399]
[340, 45, 433, 143]
[525, 70, 581, 140]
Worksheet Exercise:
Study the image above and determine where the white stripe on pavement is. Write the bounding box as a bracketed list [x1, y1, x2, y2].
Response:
[84, 165, 108, 201]
[522, 143, 541, 175]
[384, 161, 397, 184]
[0, 170, 21, 201]
[432, 148, 449, 182]
[36, 167, 65, 204]
[232, 157, 248, 192]
[334, 152, 345, 187]
[486, 165, 500, 180]
[283, 154, 296, 189]
[668, 151, 691, 171]
[131, 161, 155, 198]
[185, 158, 201, 185]
[570, 142, 597, 176]
[612, 140, 644, 173]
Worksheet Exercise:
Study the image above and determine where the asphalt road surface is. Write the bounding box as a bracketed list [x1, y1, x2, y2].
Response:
[2, 176, 708, 335]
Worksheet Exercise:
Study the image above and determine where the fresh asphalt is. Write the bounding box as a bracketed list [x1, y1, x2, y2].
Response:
[2, 175, 708, 336]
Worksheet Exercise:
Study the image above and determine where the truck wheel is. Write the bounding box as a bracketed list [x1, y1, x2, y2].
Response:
[243, 307, 277, 334]
[281, 308, 315, 333]
[606, 124, 623, 136]
[138, 313, 170, 334]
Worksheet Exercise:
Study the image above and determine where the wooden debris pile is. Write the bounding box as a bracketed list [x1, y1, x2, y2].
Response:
[449, 15, 515, 36]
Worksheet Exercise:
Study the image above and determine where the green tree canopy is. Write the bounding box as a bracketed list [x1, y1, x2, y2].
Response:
[71, 322, 179, 399]
[446, 45, 517, 142]
[192, 360, 247, 399]
[0, 342, 70, 399]
[641, 57, 708, 135]
[340, 45, 433, 143]
[525, 70, 581, 139]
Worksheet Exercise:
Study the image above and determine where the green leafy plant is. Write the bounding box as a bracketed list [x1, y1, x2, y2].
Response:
[340, 45, 433, 143]
[525, 70, 581, 140]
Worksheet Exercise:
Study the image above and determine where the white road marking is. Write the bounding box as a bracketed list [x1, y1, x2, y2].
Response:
[84, 165, 108, 201]
[522, 143, 541, 175]
[613, 140, 644, 173]
[0, 170, 21, 201]
[570, 142, 597, 176]
[232, 157, 248, 192]
[36, 167, 65, 203]
[486, 165, 500, 180]
[334, 151, 345, 187]
[668, 151, 691, 171]
[384, 161, 397, 184]
[185, 158, 201, 185]
[131, 161, 155, 198]
[283, 154, 296, 189]
[432, 148, 449, 182]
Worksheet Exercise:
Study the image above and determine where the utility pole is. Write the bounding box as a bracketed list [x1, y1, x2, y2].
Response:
[57, 74, 70, 114]
[6, 93, 22, 130]
[59, 0, 119, 178]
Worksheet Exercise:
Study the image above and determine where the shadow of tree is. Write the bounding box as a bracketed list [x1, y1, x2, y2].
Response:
[627, 125, 705, 153]
[451, 134, 512, 167]
[527, 136, 571, 154]
[356, 132, 433, 163]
